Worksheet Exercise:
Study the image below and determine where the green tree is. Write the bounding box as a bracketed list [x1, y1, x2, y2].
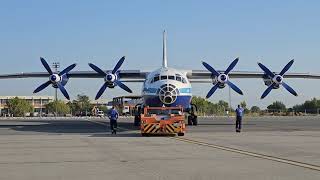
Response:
[69, 94, 93, 115]
[46, 100, 70, 116]
[191, 96, 229, 115]
[267, 101, 286, 112]
[292, 98, 320, 114]
[98, 105, 109, 113]
[240, 101, 247, 109]
[250, 106, 261, 113]
[218, 100, 229, 109]
[7, 97, 33, 117]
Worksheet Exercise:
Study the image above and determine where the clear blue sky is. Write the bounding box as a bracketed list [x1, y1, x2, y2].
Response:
[0, 0, 320, 108]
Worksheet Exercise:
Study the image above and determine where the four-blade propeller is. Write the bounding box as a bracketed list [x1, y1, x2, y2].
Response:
[258, 59, 298, 99]
[33, 57, 76, 100]
[88, 56, 132, 100]
[202, 58, 243, 98]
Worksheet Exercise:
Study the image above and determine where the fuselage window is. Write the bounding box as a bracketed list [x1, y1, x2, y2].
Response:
[154, 76, 160, 82]
[161, 75, 168, 80]
[176, 76, 182, 82]
[168, 76, 175, 80]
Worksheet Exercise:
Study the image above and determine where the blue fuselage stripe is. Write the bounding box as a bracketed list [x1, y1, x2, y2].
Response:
[144, 95, 192, 108]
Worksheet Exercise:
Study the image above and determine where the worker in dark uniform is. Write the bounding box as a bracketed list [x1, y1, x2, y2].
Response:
[235, 105, 244, 133]
[108, 107, 119, 134]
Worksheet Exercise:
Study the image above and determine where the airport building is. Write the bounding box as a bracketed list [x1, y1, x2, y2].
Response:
[112, 95, 142, 115]
[0, 96, 54, 116]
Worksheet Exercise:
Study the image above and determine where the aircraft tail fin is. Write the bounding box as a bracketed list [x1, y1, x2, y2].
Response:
[162, 30, 168, 68]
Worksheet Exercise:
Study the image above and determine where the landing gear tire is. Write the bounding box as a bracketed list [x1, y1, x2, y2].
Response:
[134, 115, 141, 126]
[192, 116, 198, 126]
[178, 133, 185, 136]
[141, 133, 149, 137]
[188, 116, 193, 126]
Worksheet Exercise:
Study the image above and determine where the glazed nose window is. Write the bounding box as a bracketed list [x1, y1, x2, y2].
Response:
[158, 84, 179, 104]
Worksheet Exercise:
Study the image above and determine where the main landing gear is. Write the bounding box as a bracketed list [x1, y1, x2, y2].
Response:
[187, 104, 198, 126]
[134, 104, 142, 126]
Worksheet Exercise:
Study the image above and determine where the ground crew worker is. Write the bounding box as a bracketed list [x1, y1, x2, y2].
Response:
[235, 105, 244, 132]
[108, 107, 119, 134]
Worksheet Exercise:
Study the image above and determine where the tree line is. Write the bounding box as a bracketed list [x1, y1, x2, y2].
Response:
[5, 94, 108, 117]
[192, 96, 320, 116]
[4, 95, 320, 117]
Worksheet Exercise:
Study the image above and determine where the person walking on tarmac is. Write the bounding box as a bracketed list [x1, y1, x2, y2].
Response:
[235, 105, 244, 133]
[108, 107, 119, 134]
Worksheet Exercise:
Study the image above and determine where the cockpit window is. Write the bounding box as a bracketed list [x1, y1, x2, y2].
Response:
[176, 76, 182, 82]
[168, 76, 175, 80]
[161, 75, 168, 80]
[182, 77, 187, 84]
[153, 76, 160, 82]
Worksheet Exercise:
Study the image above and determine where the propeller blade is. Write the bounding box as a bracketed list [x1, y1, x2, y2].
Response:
[112, 56, 125, 74]
[34, 81, 52, 93]
[40, 57, 53, 75]
[115, 80, 132, 93]
[57, 82, 70, 100]
[258, 63, 275, 78]
[282, 82, 298, 96]
[202, 61, 220, 76]
[206, 83, 220, 99]
[226, 81, 243, 95]
[59, 63, 77, 76]
[279, 59, 294, 76]
[224, 58, 239, 75]
[261, 83, 275, 99]
[95, 83, 108, 100]
[88, 63, 107, 76]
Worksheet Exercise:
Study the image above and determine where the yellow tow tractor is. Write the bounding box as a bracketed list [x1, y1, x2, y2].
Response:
[140, 106, 186, 136]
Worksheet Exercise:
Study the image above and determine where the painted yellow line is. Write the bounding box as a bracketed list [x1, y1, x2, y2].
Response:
[171, 137, 320, 172]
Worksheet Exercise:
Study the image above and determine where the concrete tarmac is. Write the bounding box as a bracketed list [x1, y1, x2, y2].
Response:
[0, 116, 319, 180]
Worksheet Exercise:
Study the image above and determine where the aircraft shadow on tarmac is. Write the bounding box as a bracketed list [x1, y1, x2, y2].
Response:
[0, 119, 139, 136]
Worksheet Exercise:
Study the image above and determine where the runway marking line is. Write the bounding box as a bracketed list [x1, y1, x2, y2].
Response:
[171, 137, 320, 172]
[87, 119, 320, 172]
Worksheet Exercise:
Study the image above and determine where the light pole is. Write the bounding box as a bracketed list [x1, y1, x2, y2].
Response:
[52, 62, 60, 117]
[228, 86, 232, 112]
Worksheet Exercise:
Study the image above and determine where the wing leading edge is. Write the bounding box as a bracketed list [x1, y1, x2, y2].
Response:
[0, 70, 148, 82]
[187, 70, 320, 83]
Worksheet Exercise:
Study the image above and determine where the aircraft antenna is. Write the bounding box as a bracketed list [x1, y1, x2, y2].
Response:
[162, 30, 168, 68]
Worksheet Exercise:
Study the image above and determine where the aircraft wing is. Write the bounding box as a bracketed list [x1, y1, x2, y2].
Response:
[0, 70, 148, 82]
[187, 70, 320, 83]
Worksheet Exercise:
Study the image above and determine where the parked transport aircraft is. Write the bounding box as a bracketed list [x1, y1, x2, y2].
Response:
[1, 31, 320, 124]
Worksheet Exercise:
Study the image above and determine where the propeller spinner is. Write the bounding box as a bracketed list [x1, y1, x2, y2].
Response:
[88, 56, 132, 100]
[258, 59, 298, 99]
[202, 58, 243, 98]
[33, 57, 76, 100]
